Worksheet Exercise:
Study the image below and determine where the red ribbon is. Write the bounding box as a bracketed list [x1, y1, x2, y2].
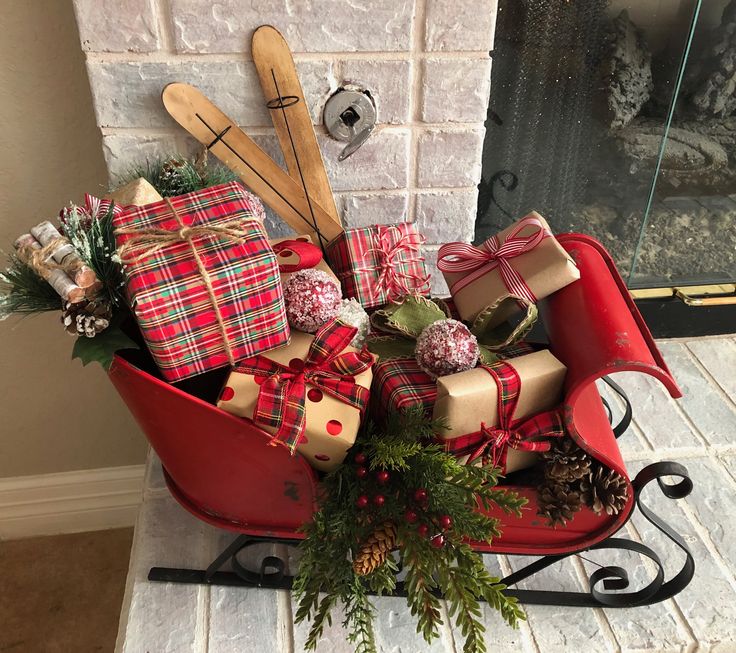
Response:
[437, 216, 551, 303]
[60, 194, 124, 230]
[272, 239, 323, 273]
[233, 320, 374, 452]
[358, 225, 431, 303]
[443, 361, 564, 472]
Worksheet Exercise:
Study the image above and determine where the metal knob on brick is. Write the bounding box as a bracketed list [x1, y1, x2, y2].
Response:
[323, 88, 376, 161]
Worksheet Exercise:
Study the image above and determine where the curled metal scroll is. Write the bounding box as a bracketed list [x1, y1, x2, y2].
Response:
[502, 461, 694, 607]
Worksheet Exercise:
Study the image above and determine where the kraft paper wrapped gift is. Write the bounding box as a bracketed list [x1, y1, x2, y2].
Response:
[271, 234, 339, 286]
[107, 178, 163, 208]
[437, 212, 579, 326]
[218, 321, 374, 473]
[434, 350, 567, 474]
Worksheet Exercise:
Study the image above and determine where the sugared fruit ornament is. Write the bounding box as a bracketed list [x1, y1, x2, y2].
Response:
[414, 488, 428, 503]
[376, 470, 390, 485]
[430, 534, 445, 549]
[414, 318, 479, 379]
[356, 495, 369, 509]
[283, 269, 341, 333]
[337, 298, 370, 348]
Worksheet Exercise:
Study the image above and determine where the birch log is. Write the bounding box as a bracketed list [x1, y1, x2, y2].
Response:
[13, 234, 85, 303]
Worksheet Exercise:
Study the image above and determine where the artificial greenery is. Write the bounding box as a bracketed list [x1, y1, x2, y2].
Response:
[71, 322, 138, 370]
[294, 409, 527, 653]
[114, 153, 238, 198]
[0, 254, 61, 319]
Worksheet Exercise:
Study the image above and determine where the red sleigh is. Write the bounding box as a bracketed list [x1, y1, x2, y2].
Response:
[108, 235, 695, 607]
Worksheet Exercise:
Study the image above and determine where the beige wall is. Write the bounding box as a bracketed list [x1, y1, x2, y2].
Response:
[0, 0, 148, 477]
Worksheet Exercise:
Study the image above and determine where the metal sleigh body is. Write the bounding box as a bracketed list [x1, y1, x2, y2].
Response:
[108, 234, 695, 608]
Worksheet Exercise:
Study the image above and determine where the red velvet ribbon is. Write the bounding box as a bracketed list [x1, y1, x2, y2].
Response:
[233, 320, 373, 452]
[437, 216, 551, 303]
[272, 239, 324, 273]
[443, 361, 564, 472]
[358, 225, 430, 302]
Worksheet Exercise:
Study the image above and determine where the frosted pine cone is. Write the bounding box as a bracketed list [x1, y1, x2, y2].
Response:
[61, 298, 112, 338]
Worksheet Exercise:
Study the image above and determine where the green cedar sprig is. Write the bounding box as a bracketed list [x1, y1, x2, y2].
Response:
[114, 154, 238, 198]
[293, 409, 527, 653]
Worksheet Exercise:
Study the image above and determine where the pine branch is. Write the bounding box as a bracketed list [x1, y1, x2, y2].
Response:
[0, 255, 60, 318]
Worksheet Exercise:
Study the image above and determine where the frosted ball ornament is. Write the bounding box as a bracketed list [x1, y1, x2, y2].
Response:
[414, 319, 479, 378]
[283, 269, 342, 333]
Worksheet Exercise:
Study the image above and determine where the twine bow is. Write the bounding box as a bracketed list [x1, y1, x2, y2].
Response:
[272, 239, 323, 273]
[437, 216, 551, 302]
[444, 361, 564, 472]
[116, 197, 259, 366]
[233, 320, 374, 452]
[356, 225, 430, 303]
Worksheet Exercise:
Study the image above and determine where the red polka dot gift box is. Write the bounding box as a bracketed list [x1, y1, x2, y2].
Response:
[113, 182, 289, 383]
[217, 319, 374, 473]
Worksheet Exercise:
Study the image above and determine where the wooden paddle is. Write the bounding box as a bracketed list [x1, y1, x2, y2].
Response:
[252, 25, 342, 227]
[161, 82, 343, 246]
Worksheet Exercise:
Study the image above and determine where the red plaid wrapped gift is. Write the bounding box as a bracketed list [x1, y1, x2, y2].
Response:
[326, 223, 431, 310]
[371, 357, 437, 417]
[114, 182, 289, 383]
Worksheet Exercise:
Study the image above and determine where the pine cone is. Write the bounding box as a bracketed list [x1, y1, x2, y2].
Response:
[353, 521, 397, 576]
[537, 480, 583, 527]
[61, 298, 112, 338]
[542, 437, 592, 483]
[581, 465, 629, 516]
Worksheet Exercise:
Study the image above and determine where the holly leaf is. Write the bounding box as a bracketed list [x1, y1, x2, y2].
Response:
[72, 326, 139, 370]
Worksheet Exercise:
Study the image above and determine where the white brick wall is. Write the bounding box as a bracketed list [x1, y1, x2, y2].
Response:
[73, 0, 496, 260]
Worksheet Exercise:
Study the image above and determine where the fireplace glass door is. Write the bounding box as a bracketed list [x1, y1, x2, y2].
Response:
[477, 0, 736, 298]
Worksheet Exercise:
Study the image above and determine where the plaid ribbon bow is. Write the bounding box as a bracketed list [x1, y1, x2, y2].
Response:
[358, 225, 431, 303]
[234, 320, 374, 452]
[437, 216, 551, 303]
[444, 361, 564, 471]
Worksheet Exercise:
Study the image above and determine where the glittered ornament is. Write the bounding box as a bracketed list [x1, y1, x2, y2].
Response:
[283, 269, 342, 333]
[414, 319, 479, 379]
[337, 298, 370, 349]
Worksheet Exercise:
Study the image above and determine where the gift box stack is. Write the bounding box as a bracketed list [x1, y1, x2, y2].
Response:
[111, 176, 588, 485]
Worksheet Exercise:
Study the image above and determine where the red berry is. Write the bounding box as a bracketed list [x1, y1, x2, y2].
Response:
[417, 523, 429, 537]
[356, 495, 369, 509]
[439, 515, 453, 529]
[373, 494, 385, 507]
[405, 509, 418, 523]
[430, 534, 445, 549]
[376, 470, 390, 484]
[354, 452, 367, 464]
[414, 488, 428, 503]
[356, 466, 368, 478]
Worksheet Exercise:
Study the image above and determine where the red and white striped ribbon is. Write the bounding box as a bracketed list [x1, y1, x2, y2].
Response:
[437, 216, 550, 302]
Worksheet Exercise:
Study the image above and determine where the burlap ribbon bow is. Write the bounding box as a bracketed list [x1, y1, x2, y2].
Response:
[233, 319, 374, 452]
[366, 295, 538, 364]
[444, 361, 564, 471]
